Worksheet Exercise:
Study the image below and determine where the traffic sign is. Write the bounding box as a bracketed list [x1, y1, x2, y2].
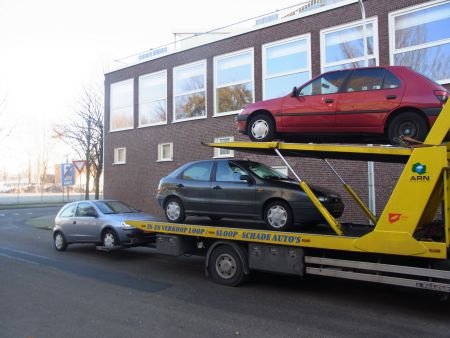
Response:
[73, 160, 87, 173]
[61, 163, 75, 186]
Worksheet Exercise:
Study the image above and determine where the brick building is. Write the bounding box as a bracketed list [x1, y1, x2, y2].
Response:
[104, 0, 450, 222]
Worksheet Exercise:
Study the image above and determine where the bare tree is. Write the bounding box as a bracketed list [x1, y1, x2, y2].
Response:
[54, 85, 104, 199]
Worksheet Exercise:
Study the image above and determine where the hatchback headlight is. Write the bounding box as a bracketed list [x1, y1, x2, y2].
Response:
[318, 196, 329, 202]
[121, 222, 134, 230]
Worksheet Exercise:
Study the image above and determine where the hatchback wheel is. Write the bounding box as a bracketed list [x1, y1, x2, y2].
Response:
[165, 197, 186, 223]
[387, 112, 428, 144]
[264, 200, 292, 231]
[248, 115, 275, 142]
[102, 230, 119, 249]
[54, 232, 68, 251]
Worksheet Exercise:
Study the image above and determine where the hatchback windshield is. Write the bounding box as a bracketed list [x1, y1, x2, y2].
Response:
[94, 201, 138, 214]
[247, 162, 289, 180]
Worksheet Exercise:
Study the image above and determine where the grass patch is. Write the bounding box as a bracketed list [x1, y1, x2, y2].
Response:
[27, 215, 55, 230]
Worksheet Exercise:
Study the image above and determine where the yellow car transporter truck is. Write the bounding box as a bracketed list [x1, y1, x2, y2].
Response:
[127, 102, 450, 294]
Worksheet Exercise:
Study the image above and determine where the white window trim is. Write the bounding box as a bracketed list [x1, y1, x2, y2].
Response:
[157, 142, 173, 162]
[110, 79, 134, 132]
[389, 0, 450, 84]
[213, 48, 255, 117]
[113, 147, 126, 165]
[320, 17, 379, 73]
[262, 34, 312, 100]
[172, 60, 207, 123]
[138, 70, 168, 128]
[213, 136, 235, 158]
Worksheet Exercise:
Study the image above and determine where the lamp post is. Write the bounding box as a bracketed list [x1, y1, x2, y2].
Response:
[359, 0, 376, 222]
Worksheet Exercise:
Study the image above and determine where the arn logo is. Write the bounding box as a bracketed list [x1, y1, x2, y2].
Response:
[411, 162, 429, 181]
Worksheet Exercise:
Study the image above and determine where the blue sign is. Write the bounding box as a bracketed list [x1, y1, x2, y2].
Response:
[61, 163, 75, 186]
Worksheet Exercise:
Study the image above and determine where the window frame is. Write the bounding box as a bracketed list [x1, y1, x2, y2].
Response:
[389, 0, 450, 84]
[158, 142, 173, 162]
[172, 60, 207, 123]
[213, 136, 235, 158]
[320, 17, 379, 72]
[138, 69, 168, 128]
[213, 48, 255, 117]
[262, 34, 312, 100]
[113, 147, 126, 165]
[109, 79, 134, 132]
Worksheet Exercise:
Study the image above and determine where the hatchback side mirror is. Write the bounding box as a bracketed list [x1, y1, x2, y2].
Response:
[86, 210, 97, 217]
[291, 86, 298, 97]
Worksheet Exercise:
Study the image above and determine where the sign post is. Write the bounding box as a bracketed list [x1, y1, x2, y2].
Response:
[73, 160, 87, 199]
[61, 163, 75, 202]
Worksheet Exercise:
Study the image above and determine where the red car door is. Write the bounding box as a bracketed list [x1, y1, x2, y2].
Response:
[280, 70, 351, 132]
[336, 68, 403, 132]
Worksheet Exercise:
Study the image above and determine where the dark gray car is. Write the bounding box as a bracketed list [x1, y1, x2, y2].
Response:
[156, 159, 344, 230]
[53, 200, 155, 251]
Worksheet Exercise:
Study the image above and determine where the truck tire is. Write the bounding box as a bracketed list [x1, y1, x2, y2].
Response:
[208, 245, 245, 286]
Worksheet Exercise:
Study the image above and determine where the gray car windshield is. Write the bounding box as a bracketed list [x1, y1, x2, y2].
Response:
[94, 201, 138, 214]
[247, 163, 289, 180]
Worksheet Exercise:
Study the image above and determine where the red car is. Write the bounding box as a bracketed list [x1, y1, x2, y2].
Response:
[236, 66, 448, 144]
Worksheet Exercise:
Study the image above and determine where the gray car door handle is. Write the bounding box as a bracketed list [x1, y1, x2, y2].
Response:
[213, 186, 222, 190]
[73, 221, 76, 224]
[177, 184, 184, 188]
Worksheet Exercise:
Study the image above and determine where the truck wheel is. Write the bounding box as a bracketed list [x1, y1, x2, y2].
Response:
[264, 200, 292, 231]
[165, 197, 186, 223]
[102, 230, 119, 249]
[54, 232, 68, 251]
[209, 245, 245, 286]
[387, 112, 428, 144]
[248, 115, 275, 142]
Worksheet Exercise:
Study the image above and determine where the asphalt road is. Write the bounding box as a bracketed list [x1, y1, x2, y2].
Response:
[0, 207, 449, 338]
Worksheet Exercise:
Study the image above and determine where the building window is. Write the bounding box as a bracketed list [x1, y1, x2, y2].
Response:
[389, 1, 450, 84]
[214, 48, 254, 116]
[321, 18, 379, 72]
[213, 136, 235, 158]
[173, 60, 207, 122]
[139, 70, 167, 127]
[158, 143, 173, 162]
[110, 79, 134, 131]
[113, 147, 126, 164]
[263, 35, 311, 100]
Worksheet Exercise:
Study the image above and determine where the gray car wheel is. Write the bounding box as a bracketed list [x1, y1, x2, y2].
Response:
[165, 197, 186, 223]
[102, 230, 119, 249]
[264, 200, 293, 231]
[54, 232, 68, 251]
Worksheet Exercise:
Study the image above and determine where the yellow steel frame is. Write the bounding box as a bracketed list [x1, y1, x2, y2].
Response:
[127, 102, 450, 259]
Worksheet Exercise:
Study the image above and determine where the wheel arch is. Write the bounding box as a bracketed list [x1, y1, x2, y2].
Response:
[384, 107, 430, 134]
[261, 197, 292, 220]
[247, 109, 277, 132]
[205, 241, 250, 276]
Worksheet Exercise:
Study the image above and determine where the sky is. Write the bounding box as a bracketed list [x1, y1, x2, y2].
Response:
[0, 0, 300, 179]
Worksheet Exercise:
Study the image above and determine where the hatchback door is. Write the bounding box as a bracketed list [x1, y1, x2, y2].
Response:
[279, 70, 351, 132]
[176, 161, 213, 213]
[210, 161, 257, 217]
[336, 68, 403, 130]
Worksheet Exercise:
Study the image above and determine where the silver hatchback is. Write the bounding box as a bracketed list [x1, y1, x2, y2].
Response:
[53, 200, 155, 251]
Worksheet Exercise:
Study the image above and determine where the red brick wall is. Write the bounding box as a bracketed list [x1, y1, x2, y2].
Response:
[104, 0, 441, 223]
